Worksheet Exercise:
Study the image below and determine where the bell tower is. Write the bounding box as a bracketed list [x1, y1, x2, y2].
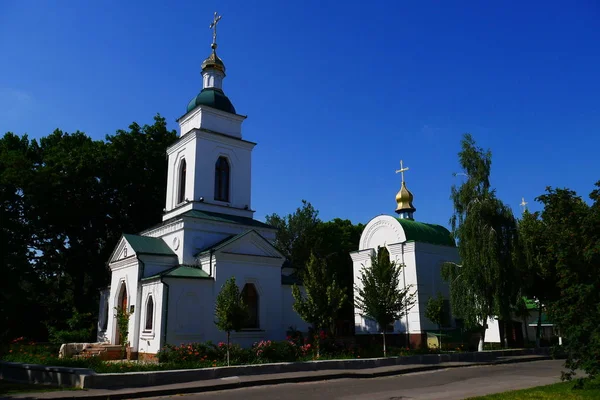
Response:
[162, 12, 255, 222]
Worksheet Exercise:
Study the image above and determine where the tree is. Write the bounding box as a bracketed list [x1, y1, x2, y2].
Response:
[354, 246, 416, 357]
[0, 115, 177, 343]
[315, 218, 364, 333]
[442, 133, 520, 351]
[536, 184, 600, 382]
[265, 200, 321, 277]
[517, 209, 559, 347]
[214, 276, 248, 366]
[425, 292, 446, 350]
[292, 252, 347, 355]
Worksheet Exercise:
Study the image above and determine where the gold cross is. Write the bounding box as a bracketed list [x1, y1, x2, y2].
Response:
[395, 160, 409, 183]
[209, 12, 222, 47]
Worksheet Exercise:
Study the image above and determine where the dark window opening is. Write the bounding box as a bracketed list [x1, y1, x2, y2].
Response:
[145, 296, 154, 331]
[242, 283, 259, 329]
[178, 159, 187, 204]
[214, 156, 230, 202]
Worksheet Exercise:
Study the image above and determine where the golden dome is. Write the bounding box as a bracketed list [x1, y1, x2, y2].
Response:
[395, 181, 416, 214]
[201, 46, 226, 74]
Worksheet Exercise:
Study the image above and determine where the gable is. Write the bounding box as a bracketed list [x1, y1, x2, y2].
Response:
[197, 229, 284, 260]
[109, 234, 177, 263]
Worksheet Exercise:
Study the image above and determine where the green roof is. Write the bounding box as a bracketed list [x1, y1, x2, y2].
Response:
[187, 88, 236, 114]
[397, 219, 455, 247]
[143, 265, 211, 281]
[123, 234, 176, 256]
[181, 210, 274, 230]
[524, 297, 538, 310]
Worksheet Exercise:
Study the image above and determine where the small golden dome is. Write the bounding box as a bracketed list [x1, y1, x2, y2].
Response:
[201, 47, 226, 74]
[395, 181, 416, 214]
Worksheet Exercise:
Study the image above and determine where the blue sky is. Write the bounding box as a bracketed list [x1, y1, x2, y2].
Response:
[1, 0, 598, 227]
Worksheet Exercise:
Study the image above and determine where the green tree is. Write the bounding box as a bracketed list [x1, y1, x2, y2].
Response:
[315, 218, 364, 333]
[536, 184, 600, 382]
[518, 209, 559, 347]
[442, 133, 520, 351]
[425, 292, 446, 350]
[0, 115, 177, 343]
[214, 276, 248, 366]
[354, 246, 416, 357]
[292, 252, 347, 355]
[0, 133, 42, 343]
[265, 200, 321, 277]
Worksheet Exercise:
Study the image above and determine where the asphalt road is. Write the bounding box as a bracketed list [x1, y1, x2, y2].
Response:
[148, 359, 565, 400]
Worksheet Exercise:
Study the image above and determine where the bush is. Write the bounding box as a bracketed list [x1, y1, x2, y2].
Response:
[48, 328, 93, 345]
[46, 309, 96, 345]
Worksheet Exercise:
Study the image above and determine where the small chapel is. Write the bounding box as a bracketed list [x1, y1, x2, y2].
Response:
[351, 162, 461, 348]
[96, 14, 308, 360]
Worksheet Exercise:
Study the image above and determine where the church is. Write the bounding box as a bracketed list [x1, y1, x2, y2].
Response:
[351, 163, 461, 348]
[96, 14, 308, 360]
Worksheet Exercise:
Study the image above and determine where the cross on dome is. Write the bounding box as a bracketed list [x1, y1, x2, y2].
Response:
[209, 11, 222, 50]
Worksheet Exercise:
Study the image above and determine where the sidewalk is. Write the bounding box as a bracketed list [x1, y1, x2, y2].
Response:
[5, 354, 551, 400]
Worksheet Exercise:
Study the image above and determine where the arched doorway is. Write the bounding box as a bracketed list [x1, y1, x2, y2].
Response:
[115, 283, 128, 345]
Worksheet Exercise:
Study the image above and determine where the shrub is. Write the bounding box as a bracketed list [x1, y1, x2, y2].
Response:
[48, 328, 93, 345]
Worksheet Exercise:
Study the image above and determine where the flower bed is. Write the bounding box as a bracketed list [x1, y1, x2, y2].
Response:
[1, 333, 459, 374]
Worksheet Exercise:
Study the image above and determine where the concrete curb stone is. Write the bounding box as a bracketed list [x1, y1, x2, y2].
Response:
[4, 355, 553, 400]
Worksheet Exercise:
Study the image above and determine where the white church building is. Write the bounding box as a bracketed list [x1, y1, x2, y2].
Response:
[96, 16, 308, 360]
[351, 164, 461, 348]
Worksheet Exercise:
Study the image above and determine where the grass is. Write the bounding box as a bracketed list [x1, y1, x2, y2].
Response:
[0, 380, 81, 395]
[467, 378, 600, 399]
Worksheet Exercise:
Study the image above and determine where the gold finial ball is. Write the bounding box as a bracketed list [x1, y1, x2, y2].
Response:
[211, 43, 217, 50]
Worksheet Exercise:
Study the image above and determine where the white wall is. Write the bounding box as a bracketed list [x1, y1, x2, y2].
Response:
[352, 215, 460, 335]
[164, 129, 255, 220]
[413, 242, 459, 331]
[165, 278, 215, 345]
[485, 317, 502, 343]
[138, 281, 164, 355]
[218, 255, 283, 347]
[106, 258, 140, 350]
[281, 285, 310, 334]
[96, 288, 110, 342]
[179, 105, 245, 139]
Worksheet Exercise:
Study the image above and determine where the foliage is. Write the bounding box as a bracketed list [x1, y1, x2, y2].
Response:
[1, 338, 470, 374]
[291, 252, 347, 352]
[114, 306, 131, 357]
[47, 308, 96, 344]
[265, 199, 321, 277]
[425, 292, 446, 349]
[354, 246, 416, 356]
[517, 209, 560, 347]
[442, 133, 520, 350]
[315, 218, 364, 331]
[214, 276, 248, 365]
[535, 184, 600, 382]
[0, 115, 177, 343]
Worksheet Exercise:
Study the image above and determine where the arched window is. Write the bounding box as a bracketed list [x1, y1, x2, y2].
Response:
[145, 296, 154, 331]
[178, 159, 187, 204]
[241, 283, 259, 329]
[214, 156, 230, 202]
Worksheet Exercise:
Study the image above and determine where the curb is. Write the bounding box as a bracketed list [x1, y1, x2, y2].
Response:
[7, 355, 553, 400]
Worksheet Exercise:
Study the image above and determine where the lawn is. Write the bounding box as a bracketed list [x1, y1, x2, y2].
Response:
[0, 380, 80, 395]
[467, 378, 600, 399]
